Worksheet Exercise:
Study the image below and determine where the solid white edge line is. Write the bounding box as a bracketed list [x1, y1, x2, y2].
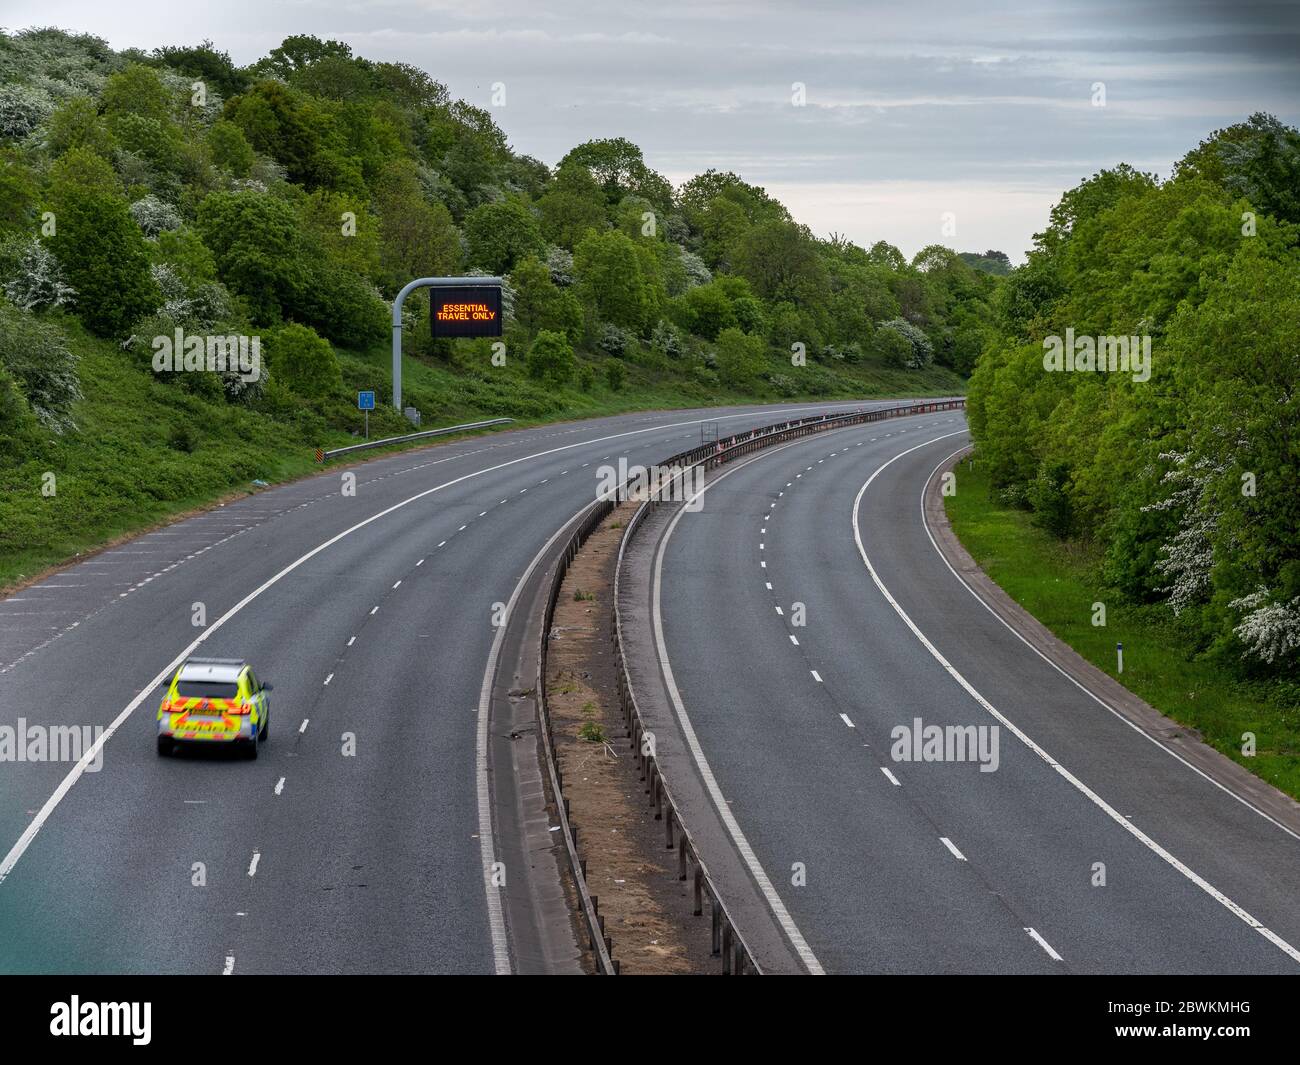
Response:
[852, 432, 1300, 966]
[919, 447, 1300, 845]
[653, 438, 828, 975]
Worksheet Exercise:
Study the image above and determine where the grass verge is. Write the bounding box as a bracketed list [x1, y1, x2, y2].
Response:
[945, 456, 1300, 801]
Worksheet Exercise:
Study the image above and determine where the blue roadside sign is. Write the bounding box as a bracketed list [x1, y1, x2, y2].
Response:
[358, 390, 376, 410]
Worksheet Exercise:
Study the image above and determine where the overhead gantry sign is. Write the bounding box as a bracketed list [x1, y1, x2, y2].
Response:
[391, 276, 504, 409]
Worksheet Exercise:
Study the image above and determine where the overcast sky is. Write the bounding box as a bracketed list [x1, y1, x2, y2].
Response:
[6, 0, 1297, 261]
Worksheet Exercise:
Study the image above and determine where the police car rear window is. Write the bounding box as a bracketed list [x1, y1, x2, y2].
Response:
[176, 680, 239, 699]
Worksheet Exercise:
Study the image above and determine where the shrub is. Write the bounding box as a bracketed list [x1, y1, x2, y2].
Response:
[876, 317, 933, 369]
[266, 322, 341, 399]
[0, 301, 82, 432]
[167, 422, 198, 452]
[1027, 461, 1074, 538]
[525, 329, 574, 387]
[651, 318, 683, 358]
[768, 372, 799, 397]
[0, 363, 33, 436]
[597, 322, 629, 358]
[714, 327, 765, 387]
[604, 359, 624, 391]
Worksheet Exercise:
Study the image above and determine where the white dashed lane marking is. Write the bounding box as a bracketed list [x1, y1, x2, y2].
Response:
[1025, 927, 1064, 961]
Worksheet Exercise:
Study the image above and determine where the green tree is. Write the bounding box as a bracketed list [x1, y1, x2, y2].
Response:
[196, 189, 304, 322]
[732, 219, 828, 304]
[526, 329, 575, 387]
[267, 321, 342, 398]
[537, 162, 606, 249]
[574, 228, 662, 333]
[223, 81, 345, 190]
[464, 199, 544, 274]
[559, 137, 671, 209]
[207, 119, 254, 176]
[100, 63, 174, 123]
[714, 327, 765, 387]
[509, 256, 559, 338]
[0, 150, 37, 232]
[154, 40, 250, 99]
[373, 160, 460, 291]
[675, 280, 735, 340]
[46, 149, 158, 336]
[46, 96, 115, 158]
[876, 317, 933, 369]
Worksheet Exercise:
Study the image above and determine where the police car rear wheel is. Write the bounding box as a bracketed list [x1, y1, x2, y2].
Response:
[156, 737, 171, 757]
[244, 737, 259, 760]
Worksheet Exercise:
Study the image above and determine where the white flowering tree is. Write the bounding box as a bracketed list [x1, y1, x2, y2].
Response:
[130, 195, 183, 238]
[2, 238, 77, 312]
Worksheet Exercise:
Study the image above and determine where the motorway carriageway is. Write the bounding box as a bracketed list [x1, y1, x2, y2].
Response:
[652, 411, 1300, 974]
[0, 400, 906, 974]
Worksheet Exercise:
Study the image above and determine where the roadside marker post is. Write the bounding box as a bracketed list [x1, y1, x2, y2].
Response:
[1117, 641, 1124, 674]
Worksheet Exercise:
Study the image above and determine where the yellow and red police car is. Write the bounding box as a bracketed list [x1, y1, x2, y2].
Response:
[156, 657, 271, 758]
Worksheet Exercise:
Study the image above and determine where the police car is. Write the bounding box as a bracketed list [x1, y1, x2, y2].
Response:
[156, 657, 271, 758]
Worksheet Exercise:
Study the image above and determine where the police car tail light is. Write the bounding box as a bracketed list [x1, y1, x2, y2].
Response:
[227, 701, 251, 715]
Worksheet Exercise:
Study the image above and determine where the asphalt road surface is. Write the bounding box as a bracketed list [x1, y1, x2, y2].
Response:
[653, 411, 1300, 974]
[0, 400, 906, 975]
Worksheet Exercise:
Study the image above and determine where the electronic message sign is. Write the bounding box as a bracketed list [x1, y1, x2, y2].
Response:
[430, 286, 502, 338]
